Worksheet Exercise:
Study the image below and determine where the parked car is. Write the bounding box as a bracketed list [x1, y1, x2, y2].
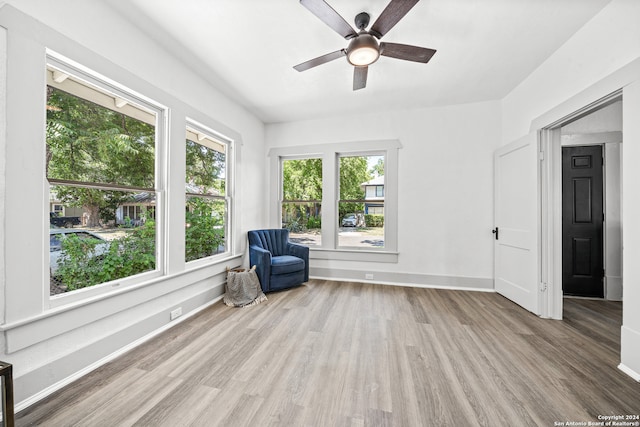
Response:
[341, 213, 358, 227]
[49, 212, 81, 228]
[49, 228, 110, 275]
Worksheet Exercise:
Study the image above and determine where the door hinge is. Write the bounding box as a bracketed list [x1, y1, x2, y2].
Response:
[539, 151, 544, 161]
[540, 282, 548, 292]
[492, 227, 499, 240]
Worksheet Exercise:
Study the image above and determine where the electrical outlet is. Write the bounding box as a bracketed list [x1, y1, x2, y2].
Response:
[170, 307, 182, 320]
[365, 273, 374, 280]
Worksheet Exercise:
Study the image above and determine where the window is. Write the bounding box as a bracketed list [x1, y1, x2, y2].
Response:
[46, 60, 162, 295]
[185, 125, 230, 262]
[368, 206, 384, 215]
[338, 154, 385, 248]
[271, 140, 398, 260]
[281, 158, 322, 247]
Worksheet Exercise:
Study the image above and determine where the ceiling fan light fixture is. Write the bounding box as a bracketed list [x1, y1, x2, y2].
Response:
[347, 33, 380, 66]
[295, 0, 436, 89]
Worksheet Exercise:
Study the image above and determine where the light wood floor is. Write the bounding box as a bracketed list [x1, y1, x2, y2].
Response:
[17, 280, 640, 426]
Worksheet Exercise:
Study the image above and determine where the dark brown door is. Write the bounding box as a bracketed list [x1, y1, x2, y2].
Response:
[562, 145, 604, 297]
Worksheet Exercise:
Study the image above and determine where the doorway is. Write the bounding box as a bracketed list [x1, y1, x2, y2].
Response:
[539, 92, 623, 319]
[562, 145, 604, 298]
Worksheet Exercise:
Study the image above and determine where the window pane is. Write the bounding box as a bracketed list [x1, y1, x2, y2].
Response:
[186, 138, 226, 196]
[338, 155, 385, 248]
[185, 129, 228, 263]
[282, 202, 322, 247]
[282, 158, 322, 246]
[49, 185, 157, 295]
[185, 196, 226, 261]
[46, 86, 155, 188]
[283, 158, 322, 200]
[337, 203, 384, 247]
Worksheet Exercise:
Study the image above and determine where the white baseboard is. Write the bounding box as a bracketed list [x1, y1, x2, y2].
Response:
[605, 275, 623, 301]
[620, 325, 640, 382]
[310, 267, 494, 292]
[618, 363, 640, 382]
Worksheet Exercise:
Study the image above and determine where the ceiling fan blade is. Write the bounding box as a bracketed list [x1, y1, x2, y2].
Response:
[380, 42, 436, 63]
[353, 66, 368, 90]
[294, 49, 347, 72]
[370, 0, 420, 39]
[300, 0, 357, 40]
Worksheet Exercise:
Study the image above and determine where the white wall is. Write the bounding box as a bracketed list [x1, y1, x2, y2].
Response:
[502, 0, 640, 144]
[266, 101, 502, 289]
[500, 0, 640, 379]
[0, 2, 266, 406]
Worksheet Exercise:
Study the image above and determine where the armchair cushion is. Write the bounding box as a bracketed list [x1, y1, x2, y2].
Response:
[271, 255, 305, 275]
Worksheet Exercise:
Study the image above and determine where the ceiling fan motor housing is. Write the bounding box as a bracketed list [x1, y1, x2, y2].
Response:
[354, 11, 371, 30]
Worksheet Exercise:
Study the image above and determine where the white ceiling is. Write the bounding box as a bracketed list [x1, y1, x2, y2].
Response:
[113, 0, 612, 124]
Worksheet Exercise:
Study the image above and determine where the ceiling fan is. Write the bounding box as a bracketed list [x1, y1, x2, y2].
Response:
[293, 0, 437, 90]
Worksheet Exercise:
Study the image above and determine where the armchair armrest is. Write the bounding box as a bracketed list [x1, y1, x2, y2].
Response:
[286, 242, 309, 282]
[249, 244, 271, 290]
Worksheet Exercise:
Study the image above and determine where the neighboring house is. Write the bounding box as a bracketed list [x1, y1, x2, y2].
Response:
[52, 185, 214, 227]
[50, 192, 156, 227]
[49, 194, 85, 224]
[360, 176, 384, 215]
[115, 192, 156, 226]
[49, 201, 83, 219]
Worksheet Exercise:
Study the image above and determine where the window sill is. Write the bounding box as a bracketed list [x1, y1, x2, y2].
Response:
[185, 251, 239, 272]
[310, 248, 398, 263]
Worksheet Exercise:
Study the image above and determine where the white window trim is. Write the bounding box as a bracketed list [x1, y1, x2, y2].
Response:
[46, 51, 169, 308]
[336, 150, 387, 250]
[269, 139, 400, 263]
[184, 118, 235, 268]
[280, 156, 324, 246]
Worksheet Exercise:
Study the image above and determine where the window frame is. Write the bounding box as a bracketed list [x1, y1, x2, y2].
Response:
[269, 140, 399, 263]
[46, 51, 168, 307]
[337, 151, 386, 250]
[184, 119, 234, 267]
[279, 155, 323, 247]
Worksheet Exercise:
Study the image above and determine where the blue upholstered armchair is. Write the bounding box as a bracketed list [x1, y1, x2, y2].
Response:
[248, 229, 309, 292]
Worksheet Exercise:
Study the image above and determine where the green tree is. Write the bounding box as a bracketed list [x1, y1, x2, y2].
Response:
[338, 156, 372, 219]
[339, 156, 370, 199]
[282, 158, 322, 230]
[371, 157, 385, 177]
[46, 87, 155, 226]
[185, 198, 225, 261]
[185, 139, 226, 261]
[282, 158, 322, 200]
[186, 139, 225, 195]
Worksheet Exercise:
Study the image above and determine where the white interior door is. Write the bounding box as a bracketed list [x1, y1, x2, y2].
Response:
[494, 134, 540, 315]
